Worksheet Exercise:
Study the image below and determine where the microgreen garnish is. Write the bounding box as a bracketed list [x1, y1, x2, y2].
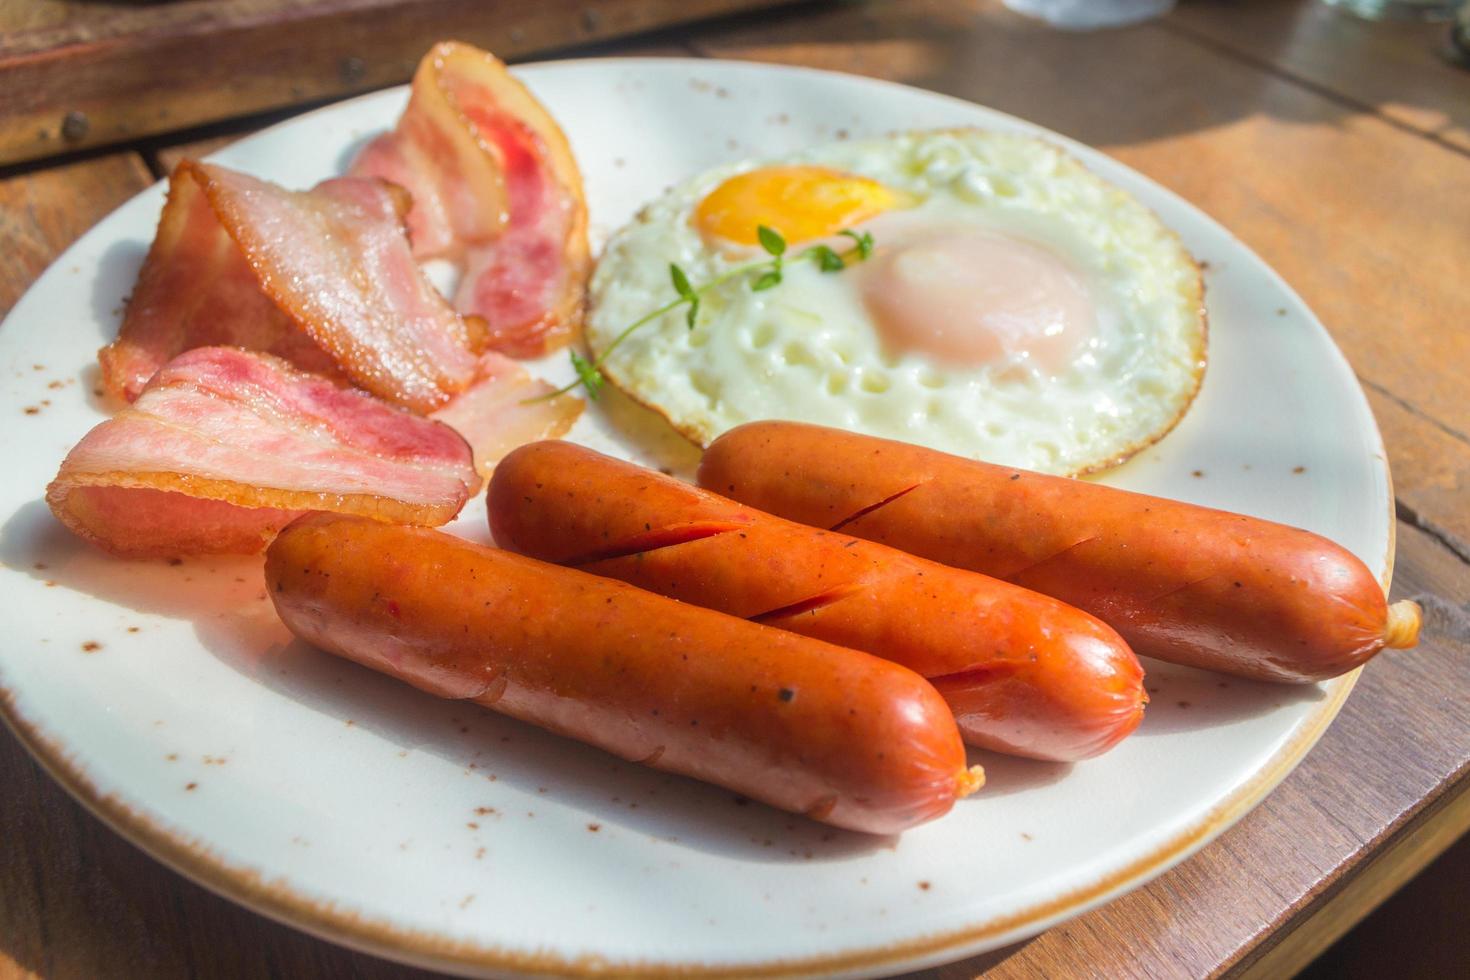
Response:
[810, 244, 845, 272]
[751, 269, 783, 291]
[528, 224, 876, 402]
[569, 350, 604, 398]
[757, 224, 787, 257]
[669, 263, 699, 329]
[840, 229, 874, 260]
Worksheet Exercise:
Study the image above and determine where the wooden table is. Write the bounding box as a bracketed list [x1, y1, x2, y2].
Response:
[3, 1, 1468, 976]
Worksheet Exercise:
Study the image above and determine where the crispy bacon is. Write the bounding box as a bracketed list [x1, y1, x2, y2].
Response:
[349, 42, 589, 357]
[430, 353, 583, 476]
[49, 348, 480, 558]
[101, 161, 482, 413]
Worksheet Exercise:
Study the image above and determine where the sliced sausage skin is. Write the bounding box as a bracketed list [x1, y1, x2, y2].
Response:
[266, 512, 981, 834]
[490, 440, 1147, 761]
[699, 421, 1420, 683]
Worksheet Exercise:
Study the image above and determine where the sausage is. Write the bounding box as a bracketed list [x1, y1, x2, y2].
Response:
[698, 421, 1421, 684]
[490, 441, 1146, 761]
[266, 512, 981, 834]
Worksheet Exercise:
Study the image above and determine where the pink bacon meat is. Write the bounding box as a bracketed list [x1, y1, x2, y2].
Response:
[100, 161, 482, 414]
[349, 41, 590, 357]
[429, 352, 583, 477]
[48, 348, 481, 559]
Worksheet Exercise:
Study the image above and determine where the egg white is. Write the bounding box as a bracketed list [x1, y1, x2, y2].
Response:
[586, 129, 1206, 475]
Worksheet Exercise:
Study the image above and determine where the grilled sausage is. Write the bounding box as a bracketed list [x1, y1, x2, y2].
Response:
[266, 512, 982, 833]
[698, 421, 1420, 683]
[489, 440, 1147, 761]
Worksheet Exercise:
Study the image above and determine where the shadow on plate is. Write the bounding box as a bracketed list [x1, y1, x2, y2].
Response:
[90, 238, 147, 337]
[0, 498, 894, 864]
[335, 131, 379, 176]
[961, 750, 1072, 801]
[1132, 657, 1324, 737]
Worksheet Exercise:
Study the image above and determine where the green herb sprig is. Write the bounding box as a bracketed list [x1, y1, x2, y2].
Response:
[532, 224, 876, 402]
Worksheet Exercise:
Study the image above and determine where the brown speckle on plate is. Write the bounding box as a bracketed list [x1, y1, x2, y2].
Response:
[23, 406, 39, 415]
[1293, 466, 1306, 474]
[81, 641, 101, 653]
[459, 894, 476, 909]
[475, 806, 497, 817]
[917, 881, 931, 891]
[165, 753, 178, 762]
[587, 823, 601, 833]
[185, 782, 198, 791]
[127, 626, 140, 633]
[1021, 832, 1034, 841]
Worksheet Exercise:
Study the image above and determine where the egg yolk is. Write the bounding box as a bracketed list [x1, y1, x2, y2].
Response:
[860, 228, 1095, 374]
[694, 166, 904, 246]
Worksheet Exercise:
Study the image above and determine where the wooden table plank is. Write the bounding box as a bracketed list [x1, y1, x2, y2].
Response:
[691, 0, 1470, 560]
[4, 3, 1470, 976]
[0, 154, 154, 312]
[1166, 0, 1470, 154]
[0, 0, 799, 167]
[147, 40, 698, 176]
[906, 521, 1470, 979]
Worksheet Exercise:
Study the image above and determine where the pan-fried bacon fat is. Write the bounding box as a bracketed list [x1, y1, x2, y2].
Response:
[349, 42, 589, 357]
[430, 353, 583, 477]
[49, 348, 480, 558]
[100, 161, 482, 413]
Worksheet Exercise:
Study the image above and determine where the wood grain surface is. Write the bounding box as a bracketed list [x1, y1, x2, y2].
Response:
[1168, 0, 1470, 153]
[3, 1, 1470, 977]
[0, 0, 797, 167]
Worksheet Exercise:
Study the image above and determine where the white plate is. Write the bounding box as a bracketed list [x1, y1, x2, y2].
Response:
[0, 59, 1392, 978]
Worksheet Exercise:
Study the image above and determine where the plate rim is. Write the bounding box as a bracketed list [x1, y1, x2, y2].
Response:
[0, 54, 1395, 978]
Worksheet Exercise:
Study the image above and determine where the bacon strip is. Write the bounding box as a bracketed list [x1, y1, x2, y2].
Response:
[429, 353, 583, 477]
[349, 42, 589, 357]
[49, 348, 481, 558]
[101, 161, 482, 413]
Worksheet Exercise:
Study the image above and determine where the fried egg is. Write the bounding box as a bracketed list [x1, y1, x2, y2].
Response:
[587, 129, 1206, 475]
